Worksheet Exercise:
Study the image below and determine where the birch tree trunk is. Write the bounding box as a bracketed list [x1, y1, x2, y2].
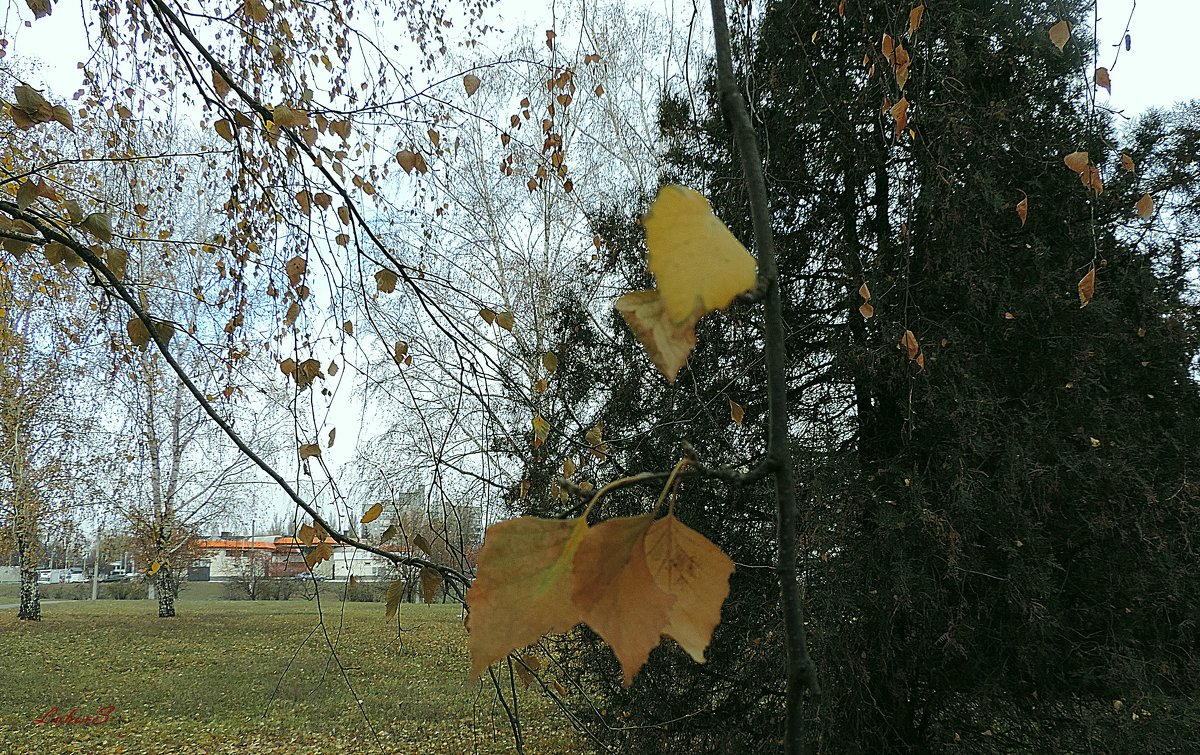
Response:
[16, 527, 40, 621]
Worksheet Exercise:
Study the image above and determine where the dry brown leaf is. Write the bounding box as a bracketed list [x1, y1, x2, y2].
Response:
[1079, 267, 1096, 308]
[305, 541, 333, 568]
[412, 533, 433, 556]
[889, 97, 909, 138]
[397, 150, 418, 174]
[1095, 67, 1111, 94]
[1049, 20, 1071, 53]
[496, 311, 515, 331]
[361, 502, 383, 524]
[908, 4, 925, 38]
[1080, 163, 1103, 196]
[1063, 150, 1089, 174]
[643, 515, 735, 664]
[1120, 153, 1136, 173]
[299, 443, 322, 460]
[385, 579, 405, 622]
[479, 307, 497, 325]
[420, 566, 444, 604]
[127, 318, 151, 350]
[463, 74, 481, 96]
[1016, 195, 1028, 226]
[901, 329, 920, 360]
[1135, 193, 1153, 219]
[375, 268, 398, 293]
[466, 516, 590, 681]
[729, 397, 744, 426]
[573, 514, 675, 686]
[615, 290, 701, 384]
[285, 255, 306, 287]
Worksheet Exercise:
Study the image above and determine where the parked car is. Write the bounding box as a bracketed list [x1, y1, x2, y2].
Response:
[292, 573, 326, 581]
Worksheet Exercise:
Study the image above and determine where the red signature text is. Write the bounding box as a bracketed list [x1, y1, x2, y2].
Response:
[33, 705, 115, 726]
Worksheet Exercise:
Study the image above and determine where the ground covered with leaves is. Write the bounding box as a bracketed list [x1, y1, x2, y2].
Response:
[0, 597, 579, 754]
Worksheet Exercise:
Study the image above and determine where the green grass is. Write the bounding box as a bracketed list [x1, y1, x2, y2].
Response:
[0, 599, 581, 754]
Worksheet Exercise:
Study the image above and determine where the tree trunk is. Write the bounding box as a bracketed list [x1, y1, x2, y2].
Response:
[17, 533, 40, 621]
[156, 566, 176, 618]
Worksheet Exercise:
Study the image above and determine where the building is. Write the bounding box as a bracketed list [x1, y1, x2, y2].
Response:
[188, 533, 409, 581]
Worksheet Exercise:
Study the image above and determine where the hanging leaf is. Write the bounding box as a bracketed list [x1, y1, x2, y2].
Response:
[479, 307, 497, 325]
[271, 104, 310, 128]
[615, 290, 700, 384]
[573, 514, 675, 687]
[397, 150, 418, 174]
[1095, 67, 1111, 94]
[729, 396, 744, 426]
[1049, 20, 1071, 53]
[412, 533, 433, 557]
[463, 74, 481, 96]
[496, 311, 515, 331]
[1135, 193, 1154, 219]
[889, 97, 909, 138]
[361, 502, 383, 524]
[1063, 151, 1089, 174]
[375, 268, 398, 293]
[901, 329, 921, 362]
[907, 4, 925, 38]
[385, 579, 405, 622]
[380, 524, 398, 544]
[858, 282, 874, 319]
[328, 428, 336, 448]
[420, 567, 443, 604]
[466, 516, 590, 681]
[285, 255, 306, 287]
[532, 415, 550, 447]
[1120, 153, 1136, 173]
[82, 213, 113, 243]
[1078, 267, 1096, 308]
[643, 514, 735, 663]
[148, 561, 161, 576]
[127, 318, 151, 350]
[1016, 195, 1028, 226]
[542, 351, 559, 373]
[1080, 163, 1103, 196]
[644, 185, 757, 323]
[304, 541, 333, 568]
[299, 443, 322, 460]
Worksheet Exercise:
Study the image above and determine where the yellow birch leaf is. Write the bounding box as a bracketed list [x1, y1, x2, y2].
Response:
[1049, 20, 1070, 53]
[1079, 267, 1096, 308]
[361, 502, 383, 524]
[466, 515, 590, 681]
[1135, 193, 1153, 219]
[643, 515, 735, 663]
[271, 104, 310, 128]
[532, 415, 550, 447]
[644, 185, 757, 323]
[573, 514, 675, 686]
[615, 290, 701, 384]
[420, 567, 443, 604]
[148, 561, 161, 576]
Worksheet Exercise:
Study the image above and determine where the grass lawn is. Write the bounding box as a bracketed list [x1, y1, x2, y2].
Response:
[0, 597, 582, 754]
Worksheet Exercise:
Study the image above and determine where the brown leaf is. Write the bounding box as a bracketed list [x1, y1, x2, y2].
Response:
[300, 443, 322, 460]
[1080, 163, 1103, 196]
[24, 0, 51, 19]
[127, 318, 151, 350]
[615, 290, 701, 384]
[285, 255, 306, 287]
[573, 514, 675, 686]
[1016, 195, 1028, 226]
[380, 524, 398, 544]
[420, 567, 443, 604]
[1078, 267, 1096, 308]
[479, 307, 497, 325]
[412, 533, 433, 557]
[901, 329, 921, 361]
[385, 579, 405, 622]
[858, 282, 874, 319]
[907, 4, 925, 38]
[463, 74, 482, 96]
[1049, 20, 1071, 53]
[1120, 153, 1136, 173]
[375, 268, 398, 293]
[393, 340, 409, 364]
[271, 104, 310, 128]
[466, 516, 589, 681]
[304, 541, 333, 568]
[889, 97, 909, 139]
[82, 213, 112, 243]
[1135, 193, 1153, 219]
[496, 311, 515, 331]
[643, 515, 734, 663]
[397, 150, 418, 174]
[729, 397, 744, 426]
[1095, 67, 1111, 94]
[1063, 150, 1089, 174]
[361, 502, 383, 524]
[215, 119, 234, 143]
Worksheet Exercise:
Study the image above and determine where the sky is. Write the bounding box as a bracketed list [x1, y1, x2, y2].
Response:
[5, 0, 1199, 537]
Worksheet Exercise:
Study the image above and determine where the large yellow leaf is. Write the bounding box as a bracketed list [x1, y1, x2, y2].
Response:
[573, 514, 675, 686]
[644, 515, 735, 663]
[615, 290, 701, 383]
[644, 185, 757, 324]
[466, 516, 589, 682]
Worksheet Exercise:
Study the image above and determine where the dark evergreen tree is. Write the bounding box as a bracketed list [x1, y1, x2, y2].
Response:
[522, 2, 1200, 752]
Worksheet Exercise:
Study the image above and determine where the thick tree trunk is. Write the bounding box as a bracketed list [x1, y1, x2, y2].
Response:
[17, 534, 40, 621]
[156, 567, 176, 618]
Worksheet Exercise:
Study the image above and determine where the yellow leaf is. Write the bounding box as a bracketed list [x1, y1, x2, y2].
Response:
[1080, 163, 1103, 196]
[271, 104, 310, 128]
[1063, 151, 1089, 174]
[1049, 20, 1071, 53]
[573, 514, 675, 686]
[148, 561, 161, 576]
[385, 579, 405, 622]
[466, 516, 590, 681]
[304, 541, 333, 568]
[215, 119, 234, 143]
[1135, 193, 1153, 219]
[615, 290, 700, 384]
[585, 424, 604, 447]
[532, 415, 550, 446]
[1079, 267, 1096, 308]
[361, 502, 383, 523]
[420, 566, 443, 603]
[728, 397, 744, 426]
[463, 74, 482, 96]
[1016, 196, 1028, 226]
[889, 97, 909, 138]
[644, 185, 757, 323]
[643, 515, 735, 663]
[300, 443, 322, 460]
[375, 268, 398, 293]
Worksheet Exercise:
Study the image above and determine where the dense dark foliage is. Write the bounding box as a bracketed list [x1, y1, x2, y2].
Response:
[517, 1, 1200, 752]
